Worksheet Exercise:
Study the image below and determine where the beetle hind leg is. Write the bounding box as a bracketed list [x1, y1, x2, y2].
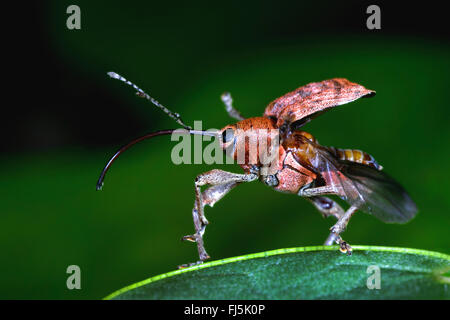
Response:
[324, 204, 360, 255]
[307, 196, 345, 220]
[299, 186, 359, 255]
[306, 196, 354, 254]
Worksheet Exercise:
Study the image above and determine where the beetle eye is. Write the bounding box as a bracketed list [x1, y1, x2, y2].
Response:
[222, 128, 235, 143]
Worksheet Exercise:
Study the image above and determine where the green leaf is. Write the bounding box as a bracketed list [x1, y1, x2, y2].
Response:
[105, 246, 450, 300]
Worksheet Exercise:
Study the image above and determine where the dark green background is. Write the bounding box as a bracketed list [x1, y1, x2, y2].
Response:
[1, 1, 449, 299]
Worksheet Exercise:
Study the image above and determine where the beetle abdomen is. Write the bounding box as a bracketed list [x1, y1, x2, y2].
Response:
[328, 147, 383, 170]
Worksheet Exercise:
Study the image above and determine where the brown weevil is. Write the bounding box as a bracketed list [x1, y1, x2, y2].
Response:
[97, 72, 418, 267]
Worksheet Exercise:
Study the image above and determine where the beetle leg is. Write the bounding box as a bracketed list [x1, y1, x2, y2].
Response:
[201, 181, 240, 208]
[179, 182, 239, 269]
[299, 186, 358, 254]
[306, 196, 345, 220]
[299, 185, 343, 219]
[221, 92, 245, 121]
[324, 204, 359, 254]
[194, 169, 258, 226]
[180, 170, 258, 268]
[298, 185, 337, 197]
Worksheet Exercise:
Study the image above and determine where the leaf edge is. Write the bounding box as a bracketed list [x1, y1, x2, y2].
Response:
[104, 245, 450, 300]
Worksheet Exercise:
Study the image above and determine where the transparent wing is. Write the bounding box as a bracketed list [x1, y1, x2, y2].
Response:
[339, 161, 418, 223]
[303, 137, 417, 223]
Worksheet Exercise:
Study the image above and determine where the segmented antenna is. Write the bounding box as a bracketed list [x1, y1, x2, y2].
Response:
[107, 71, 192, 130]
[96, 128, 219, 190]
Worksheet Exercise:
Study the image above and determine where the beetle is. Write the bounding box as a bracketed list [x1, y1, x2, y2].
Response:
[97, 72, 418, 267]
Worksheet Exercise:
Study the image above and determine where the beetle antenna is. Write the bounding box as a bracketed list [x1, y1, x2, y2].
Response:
[107, 71, 192, 130]
[96, 129, 219, 190]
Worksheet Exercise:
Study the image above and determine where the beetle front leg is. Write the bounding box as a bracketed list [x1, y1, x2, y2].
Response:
[193, 169, 258, 227]
[181, 182, 240, 264]
[180, 170, 258, 268]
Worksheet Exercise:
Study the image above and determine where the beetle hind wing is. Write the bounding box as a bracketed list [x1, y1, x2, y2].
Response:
[340, 161, 418, 223]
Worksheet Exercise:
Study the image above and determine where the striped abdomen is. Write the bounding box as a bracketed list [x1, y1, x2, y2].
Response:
[328, 147, 383, 170]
